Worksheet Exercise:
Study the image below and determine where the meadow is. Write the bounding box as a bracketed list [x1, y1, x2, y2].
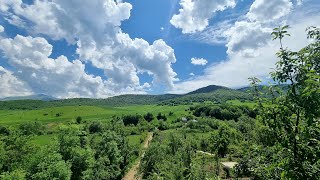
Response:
[0, 104, 190, 125]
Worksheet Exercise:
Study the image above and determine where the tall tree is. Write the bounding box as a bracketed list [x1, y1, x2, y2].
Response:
[251, 26, 320, 179]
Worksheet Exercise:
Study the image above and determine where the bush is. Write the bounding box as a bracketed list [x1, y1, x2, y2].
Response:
[76, 116, 82, 124]
[19, 122, 45, 136]
[122, 115, 142, 126]
[156, 113, 167, 121]
[88, 121, 104, 134]
[0, 126, 10, 135]
[144, 113, 154, 122]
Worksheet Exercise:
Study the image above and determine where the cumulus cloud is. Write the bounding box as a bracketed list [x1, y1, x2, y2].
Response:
[0, 35, 115, 98]
[170, 3, 319, 94]
[191, 57, 208, 66]
[0, 0, 178, 97]
[0, 25, 4, 32]
[0, 66, 32, 98]
[247, 0, 293, 22]
[225, 21, 272, 57]
[170, 0, 236, 33]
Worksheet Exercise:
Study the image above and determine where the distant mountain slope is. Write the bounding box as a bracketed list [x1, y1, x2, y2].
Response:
[0, 94, 182, 110]
[187, 85, 228, 95]
[238, 84, 289, 94]
[0, 94, 58, 101]
[160, 88, 252, 105]
[0, 85, 253, 110]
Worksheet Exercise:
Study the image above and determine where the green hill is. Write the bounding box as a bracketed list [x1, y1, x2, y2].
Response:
[187, 85, 228, 95]
[0, 85, 253, 110]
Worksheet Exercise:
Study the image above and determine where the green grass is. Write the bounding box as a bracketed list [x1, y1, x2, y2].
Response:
[0, 105, 190, 125]
[31, 134, 56, 146]
[127, 134, 143, 147]
[31, 133, 144, 148]
[226, 100, 257, 108]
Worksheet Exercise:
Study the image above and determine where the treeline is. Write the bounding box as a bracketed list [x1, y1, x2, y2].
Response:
[191, 105, 257, 120]
[158, 89, 252, 106]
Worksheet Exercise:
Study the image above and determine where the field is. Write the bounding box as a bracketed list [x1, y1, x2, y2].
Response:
[0, 104, 190, 125]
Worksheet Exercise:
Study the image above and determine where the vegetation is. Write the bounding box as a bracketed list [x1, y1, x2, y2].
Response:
[0, 26, 319, 179]
[0, 87, 251, 110]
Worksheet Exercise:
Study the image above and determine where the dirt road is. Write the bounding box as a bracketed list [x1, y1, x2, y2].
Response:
[123, 132, 153, 180]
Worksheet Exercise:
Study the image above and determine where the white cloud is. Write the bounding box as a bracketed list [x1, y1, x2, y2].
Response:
[296, 0, 303, 5]
[0, 25, 4, 32]
[191, 57, 208, 66]
[189, 73, 195, 76]
[77, 32, 178, 89]
[188, 20, 233, 45]
[0, 66, 32, 98]
[0, 35, 116, 98]
[170, 10, 319, 94]
[247, 0, 293, 22]
[170, 0, 236, 33]
[0, 0, 178, 97]
[225, 21, 272, 57]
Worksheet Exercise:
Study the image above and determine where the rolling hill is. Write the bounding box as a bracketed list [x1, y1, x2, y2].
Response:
[0, 85, 253, 110]
[187, 85, 229, 95]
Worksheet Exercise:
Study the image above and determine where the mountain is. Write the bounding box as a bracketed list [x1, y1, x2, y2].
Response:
[187, 85, 229, 95]
[0, 94, 58, 101]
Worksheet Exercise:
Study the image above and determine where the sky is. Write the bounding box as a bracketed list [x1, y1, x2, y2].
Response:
[0, 0, 319, 98]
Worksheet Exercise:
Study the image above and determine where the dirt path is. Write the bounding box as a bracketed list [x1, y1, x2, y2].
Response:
[196, 151, 238, 169]
[196, 150, 215, 156]
[123, 132, 153, 180]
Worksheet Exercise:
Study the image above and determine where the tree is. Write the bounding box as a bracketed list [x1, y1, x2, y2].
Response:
[144, 112, 154, 122]
[76, 116, 82, 124]
[88, 121, 104, 133]
[122, 115, 141, 126]
[156, 113, 167, 121]
[27, 147, 71, 180]
[0, 169, 26, 180]
[250, 26, 320, 179]
[210, 125, 231, 157]
[84, 131, 124, 180]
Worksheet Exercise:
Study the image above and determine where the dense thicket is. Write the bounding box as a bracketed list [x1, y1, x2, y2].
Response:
[0, 119, 139, 180]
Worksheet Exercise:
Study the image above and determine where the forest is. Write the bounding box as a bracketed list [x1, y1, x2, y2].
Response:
[0, 26, 319, 180]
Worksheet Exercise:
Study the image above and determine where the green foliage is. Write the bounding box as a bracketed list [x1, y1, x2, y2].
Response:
[209, 125, 232, 157]
[18, 122, 45, 136]
[143, 112, 154, 122]
[122, 114, 142, 126]
[0, 126, 10, 135]
[27, 147, 71, 180]
[0, 169, 26, 180]
[87, 121, 104, 134]
[192, 104, 256, 120]
[156, 112, 167, 121]
[76, 116, 82, 124]
[247, 26, 320, 179]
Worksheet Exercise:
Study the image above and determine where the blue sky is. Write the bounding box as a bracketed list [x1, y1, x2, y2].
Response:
[0, 0, 319, 98]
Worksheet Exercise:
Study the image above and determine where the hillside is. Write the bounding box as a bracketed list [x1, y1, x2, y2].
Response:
[187, 85, 229, 95]
[0, 85, 252, 110]
[160, 88, 252, 105]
